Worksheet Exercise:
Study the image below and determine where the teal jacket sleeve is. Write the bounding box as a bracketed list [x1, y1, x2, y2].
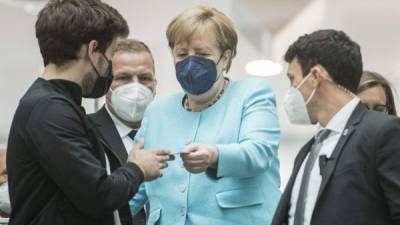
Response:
[130, 115, 149, 215]
[133, 116, 148, 143]
[215, 82, 280, 178]
[129, 183, 148, 215]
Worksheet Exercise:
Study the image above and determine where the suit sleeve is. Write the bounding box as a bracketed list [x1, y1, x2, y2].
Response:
[25, 98, 144, 218]
[215, 82, 281, 178]
[376, 117, 400, 223]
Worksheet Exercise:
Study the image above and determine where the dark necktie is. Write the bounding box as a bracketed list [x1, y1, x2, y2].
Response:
[293, 129, 331, 225]
[128, 130, 137, 140]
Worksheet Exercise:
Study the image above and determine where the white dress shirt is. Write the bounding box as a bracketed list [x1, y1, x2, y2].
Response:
[105, 105, 136, 153]
[288, 98, 360, 225]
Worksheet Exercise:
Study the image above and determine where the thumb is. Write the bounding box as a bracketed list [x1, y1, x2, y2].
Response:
[182, 143, 199, 154]
[135, 138, 145, 150]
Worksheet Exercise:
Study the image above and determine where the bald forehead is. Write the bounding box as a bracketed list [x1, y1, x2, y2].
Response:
[113, 51, 155, 73]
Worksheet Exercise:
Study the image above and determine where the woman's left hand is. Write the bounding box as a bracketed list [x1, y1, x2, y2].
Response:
[180, 143, 219, 173]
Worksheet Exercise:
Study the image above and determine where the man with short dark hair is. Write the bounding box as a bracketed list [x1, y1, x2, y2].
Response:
[6, 1, 170, 225]
[272, 29, 400, 225]
[89, 38, 157, 225]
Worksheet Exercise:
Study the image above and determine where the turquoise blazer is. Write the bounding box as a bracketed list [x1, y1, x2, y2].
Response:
[130, 79, 281, 225]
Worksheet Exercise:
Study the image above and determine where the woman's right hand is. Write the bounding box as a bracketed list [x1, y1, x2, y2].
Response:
[180, 143, 219, 173]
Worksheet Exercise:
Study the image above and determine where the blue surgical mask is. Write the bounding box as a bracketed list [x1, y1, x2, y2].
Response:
[175, 55, 223, 95]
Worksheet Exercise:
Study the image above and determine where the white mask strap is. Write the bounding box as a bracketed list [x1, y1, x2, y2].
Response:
[296, 72, 313, 89]
[296, 72, 317, 105]
[305, 87, 317, 105]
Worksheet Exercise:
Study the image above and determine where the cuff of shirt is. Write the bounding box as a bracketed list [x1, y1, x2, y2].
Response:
[215, 143, 238, 178]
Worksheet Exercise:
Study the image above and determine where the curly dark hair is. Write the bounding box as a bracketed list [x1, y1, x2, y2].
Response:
[36, 0, 129, 66]
[285, 29, 363, 93]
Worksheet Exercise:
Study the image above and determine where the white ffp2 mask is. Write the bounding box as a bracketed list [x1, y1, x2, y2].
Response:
[283, 73, 317, 125]
[111, 83, 154, 122]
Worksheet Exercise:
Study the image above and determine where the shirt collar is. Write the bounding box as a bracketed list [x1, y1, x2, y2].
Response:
[44, 78, 82, 105]
[105, 104, 133, 139]
[318, 98, 360, 134]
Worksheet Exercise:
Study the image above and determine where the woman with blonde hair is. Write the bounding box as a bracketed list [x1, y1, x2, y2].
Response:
[130, 6, 281, 225]
[357, 71, 397, 115]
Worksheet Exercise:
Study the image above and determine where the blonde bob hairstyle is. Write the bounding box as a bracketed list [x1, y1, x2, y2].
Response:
[166, 6, 238, 72]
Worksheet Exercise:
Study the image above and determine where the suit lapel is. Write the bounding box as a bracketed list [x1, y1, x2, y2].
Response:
[272, 139, 314, 225]
[91, 106, 128, 162]
[316, 103, 367, 201]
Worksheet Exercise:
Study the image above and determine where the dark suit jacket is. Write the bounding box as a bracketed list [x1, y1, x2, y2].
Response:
[89, 106, 147, 225]
[272, 103, 400, 225]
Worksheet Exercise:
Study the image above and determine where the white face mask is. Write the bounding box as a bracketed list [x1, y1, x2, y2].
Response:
[110, 83, 154, 122]
[283, 73, 317, 125]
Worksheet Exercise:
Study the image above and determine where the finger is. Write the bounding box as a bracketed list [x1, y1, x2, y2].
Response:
[157, 155, 172, 162]
[182, 159, 206, 166]
[181, 151, 205, 161]
[183, 161, 208, 168]
[181, 143, 200, 154]
[160, 162, 168, 169]
[135, 139, 145, 150]
[180, 149, 203, 160]
[179, 151, 190, 160]
[185, 166, 206, 174]
[153, 149, 171, 155]
[155, 170, 162, 178]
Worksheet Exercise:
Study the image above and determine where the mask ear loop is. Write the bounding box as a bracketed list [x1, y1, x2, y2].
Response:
[89, 50, 111, 78]
[296, 72, 313, 89]
[88, 49, 102, 79]
[296, 71, 317, 105]
[305, 87, 317, 105]
[101, 53, 112, 70]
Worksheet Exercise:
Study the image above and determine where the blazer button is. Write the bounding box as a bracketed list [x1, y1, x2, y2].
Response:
[185, 139, 192, 145]
[179, 185, 186, 193]
[180, 207, 186, 216]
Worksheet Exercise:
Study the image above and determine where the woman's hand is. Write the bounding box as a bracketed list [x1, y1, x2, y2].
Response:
[180, 143, 219, 173]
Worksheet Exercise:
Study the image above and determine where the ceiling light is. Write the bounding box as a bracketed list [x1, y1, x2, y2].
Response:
[245, 59, 283, 77]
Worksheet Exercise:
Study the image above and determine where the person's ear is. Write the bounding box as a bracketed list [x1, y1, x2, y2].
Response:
[87, 40, 99, 63]
[221, 49, 232, 72]
[153, 78, 158, 96]
[309, 65, 325, 87]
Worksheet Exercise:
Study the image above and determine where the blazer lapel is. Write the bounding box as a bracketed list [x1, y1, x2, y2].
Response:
[316, 103, 367, 201]
[90, 106, 128, 162]
[272, 139, 314, 225]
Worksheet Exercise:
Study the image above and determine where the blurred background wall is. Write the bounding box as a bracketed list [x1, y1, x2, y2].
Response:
[0, 0, 399, 188]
